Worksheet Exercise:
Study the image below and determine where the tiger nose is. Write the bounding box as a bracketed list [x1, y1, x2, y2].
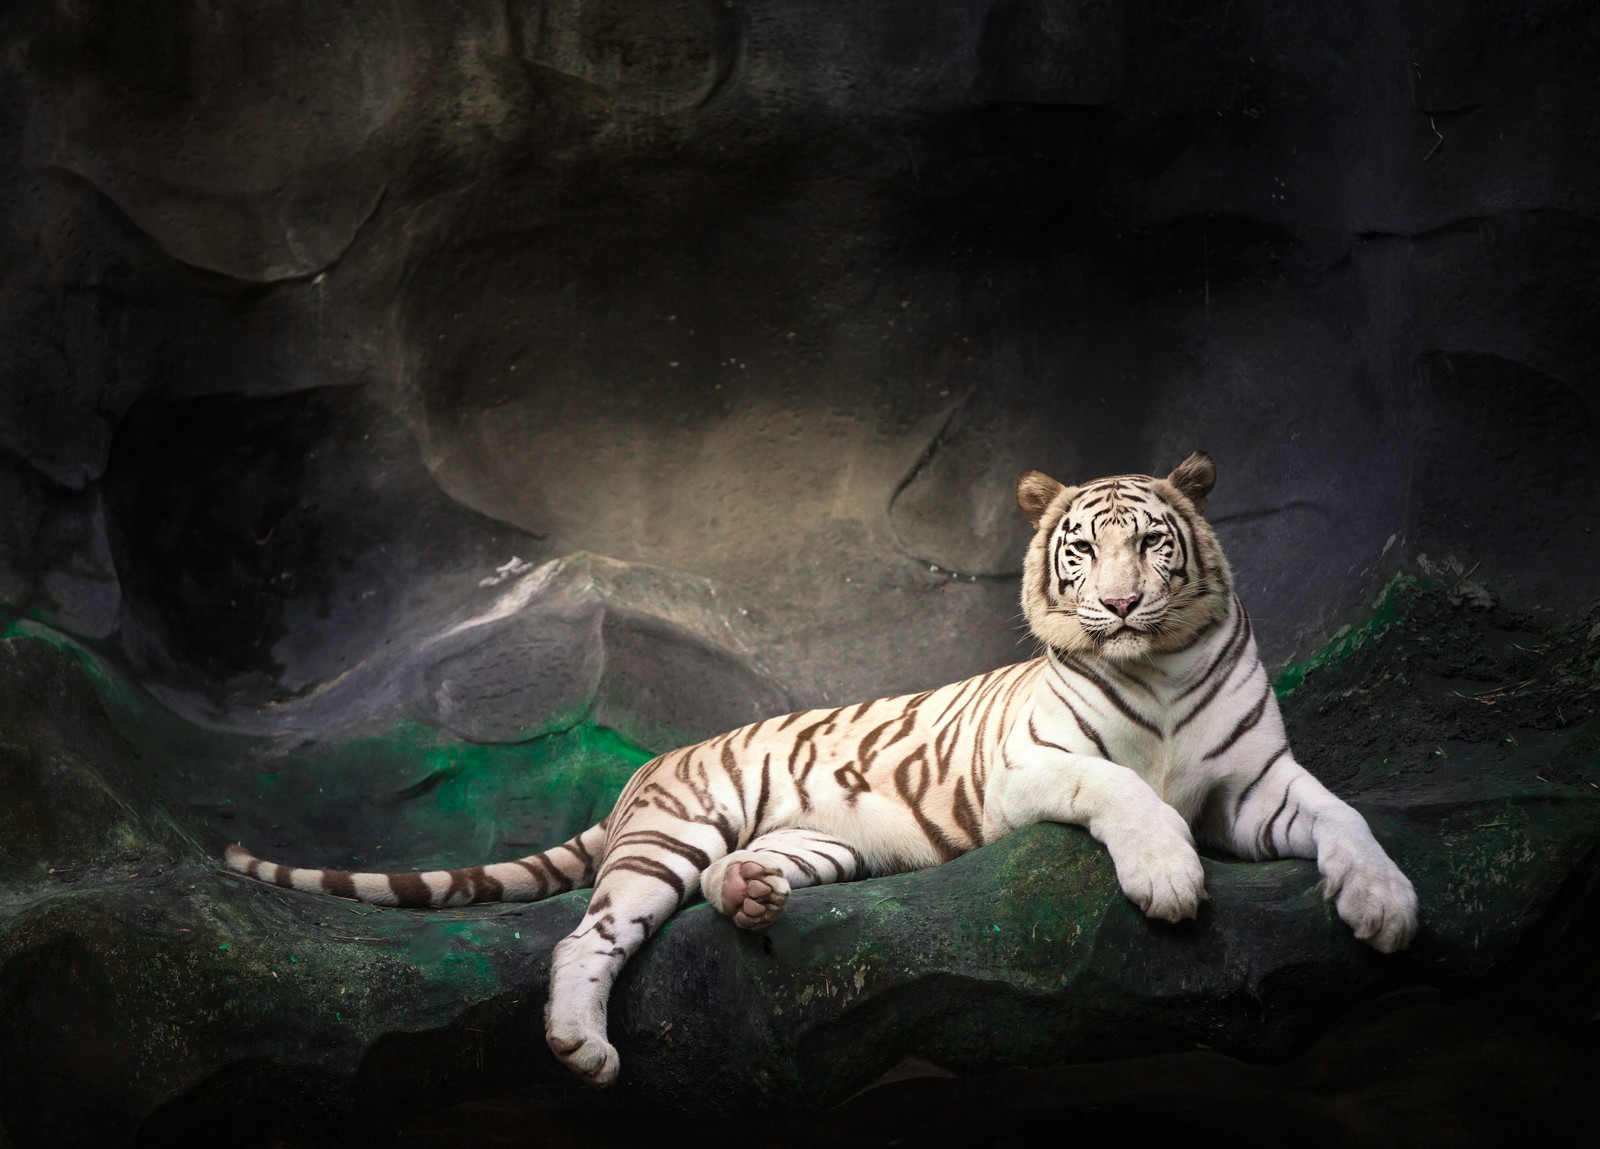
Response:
[1102, 594, 1141, 618]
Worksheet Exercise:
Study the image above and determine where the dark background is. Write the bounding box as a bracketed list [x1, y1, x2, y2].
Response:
[2, 2, 1599, 1145]
[4, 0, 1598, 720]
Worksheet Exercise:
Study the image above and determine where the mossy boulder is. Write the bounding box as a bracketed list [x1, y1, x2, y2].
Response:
[3, 589, 1600, 1145]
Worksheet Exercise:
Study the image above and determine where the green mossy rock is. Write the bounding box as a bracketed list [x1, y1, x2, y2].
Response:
[2, 611, 1598, 1146]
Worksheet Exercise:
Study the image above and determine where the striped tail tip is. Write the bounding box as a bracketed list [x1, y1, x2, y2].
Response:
[224, 843, 255, 872]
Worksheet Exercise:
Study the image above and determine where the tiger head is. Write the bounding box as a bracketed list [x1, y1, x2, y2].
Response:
[1016, 451, 1233, 662]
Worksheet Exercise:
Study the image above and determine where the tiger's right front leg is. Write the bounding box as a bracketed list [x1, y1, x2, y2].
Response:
[987, 739, 1207, 921]
[544, 820, 728, 1087]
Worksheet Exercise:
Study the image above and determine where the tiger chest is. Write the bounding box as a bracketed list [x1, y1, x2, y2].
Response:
[1028, 690, 1219, 823]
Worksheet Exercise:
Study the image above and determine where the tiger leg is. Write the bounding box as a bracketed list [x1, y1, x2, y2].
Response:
[700, 828, 867, 929]
[544, 822, 728, 1087]
[988, 745, 1207, 921]
[1216, 751, 1417, 953]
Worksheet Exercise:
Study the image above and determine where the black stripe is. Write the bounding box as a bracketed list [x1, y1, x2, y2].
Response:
[750, 754, 772, 834]
[447, 866, 503, 904]
[952, 776, 983, 847]
[389, 872, 433, 905]
[610, 830, 712, 872]
[721, 742, 746, 811]
[893, 748, 961, 862]
[1103, 658, 1157, 697]
[788, 709, 843, 780]
[1203, 688, 1270, 761]
[536, 851, 575, 893]
[560, 834, 593, 870]
[1029, 714, 1075, 756]
[1260, 781, 1295, 859]
[1044, 680, 1112, 759]
[771, 849, 821, 881]
[1174, 612, 1254, 733]
[604, 855, 687, 898]
[1172, 499, 1209, 580]
[707, 812, 739, 852]
[470, 868, 504, 902]
[1175, 602, 1246, 702]
[1163, 511, 1189, 581]
[1042, 492, 1080, 600]
[1165, 609, 1222, 655]
[640, 781, 692, 820]
[514, 858, 548, 893]
[1062, 654, 1160, 735]
[859, 714, 910, 764]
[322, 870, 356, 899]
[933, 672, 992, 725]
[1235, 744, 1289, 815]
[804, 834, 866, 876]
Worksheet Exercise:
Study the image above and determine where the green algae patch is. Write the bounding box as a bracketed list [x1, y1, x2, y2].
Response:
[422, 722, 651, 829]
[1274, 574, 1410, 698]
[279, 718, 654, 871]
[0, 616, 657, 886]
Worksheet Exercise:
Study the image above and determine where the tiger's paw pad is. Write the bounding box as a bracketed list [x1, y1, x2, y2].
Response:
[546, 1022, 619, 1088]
[715, 856, 790, 929]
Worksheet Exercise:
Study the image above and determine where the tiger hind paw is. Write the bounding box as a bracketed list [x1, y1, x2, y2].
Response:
[704, 854, 791, 929]
[545, 1015, 620, 1087]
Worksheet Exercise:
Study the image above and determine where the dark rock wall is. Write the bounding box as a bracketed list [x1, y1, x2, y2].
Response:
[3, 1, 1599, 719]
[3, 6, 1600, 1143]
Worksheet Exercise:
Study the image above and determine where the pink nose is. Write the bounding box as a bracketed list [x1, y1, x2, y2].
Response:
[1101, 595, 1140, 618]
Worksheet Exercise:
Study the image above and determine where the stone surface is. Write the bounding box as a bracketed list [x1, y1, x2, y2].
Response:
[3, 2, 1600, 1144]
[3, 1, 1600, 719]
[3, 581, 1599, 1145]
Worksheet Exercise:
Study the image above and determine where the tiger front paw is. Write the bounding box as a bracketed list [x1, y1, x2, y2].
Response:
[1320, 843, 1418, 954]
[1105, 807, 1207, 922]
[703, 854, 791, 929]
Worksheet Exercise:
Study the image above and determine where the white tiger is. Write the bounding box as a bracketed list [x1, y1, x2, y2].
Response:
[226, 450, 1418, 1087]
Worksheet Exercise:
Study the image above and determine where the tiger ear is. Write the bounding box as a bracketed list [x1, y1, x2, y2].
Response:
[1166, 450, 1216, 512]
[1016, 469, 1065, 530]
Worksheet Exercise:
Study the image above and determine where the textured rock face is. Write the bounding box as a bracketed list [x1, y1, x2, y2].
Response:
[2, 2, 1600, 1145]
[3, 1, 1599, 719]
[2, 584, 1599, 1145]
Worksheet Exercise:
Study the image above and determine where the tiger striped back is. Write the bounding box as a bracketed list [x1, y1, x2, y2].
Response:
[226, 450, 1417, 1088]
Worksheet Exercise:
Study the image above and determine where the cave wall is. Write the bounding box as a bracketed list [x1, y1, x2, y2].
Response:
[4, 4, 1600, 1143]
[2, 0, 1599, 725]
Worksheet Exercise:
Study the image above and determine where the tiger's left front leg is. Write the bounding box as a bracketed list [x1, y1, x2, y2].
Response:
[988, 742, 1207, 921]
[544, 822, 728, 1087]
[1213, 750, 1417, 953]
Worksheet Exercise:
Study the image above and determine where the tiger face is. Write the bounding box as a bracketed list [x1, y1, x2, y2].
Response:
[1016, 451, 1232, 662]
